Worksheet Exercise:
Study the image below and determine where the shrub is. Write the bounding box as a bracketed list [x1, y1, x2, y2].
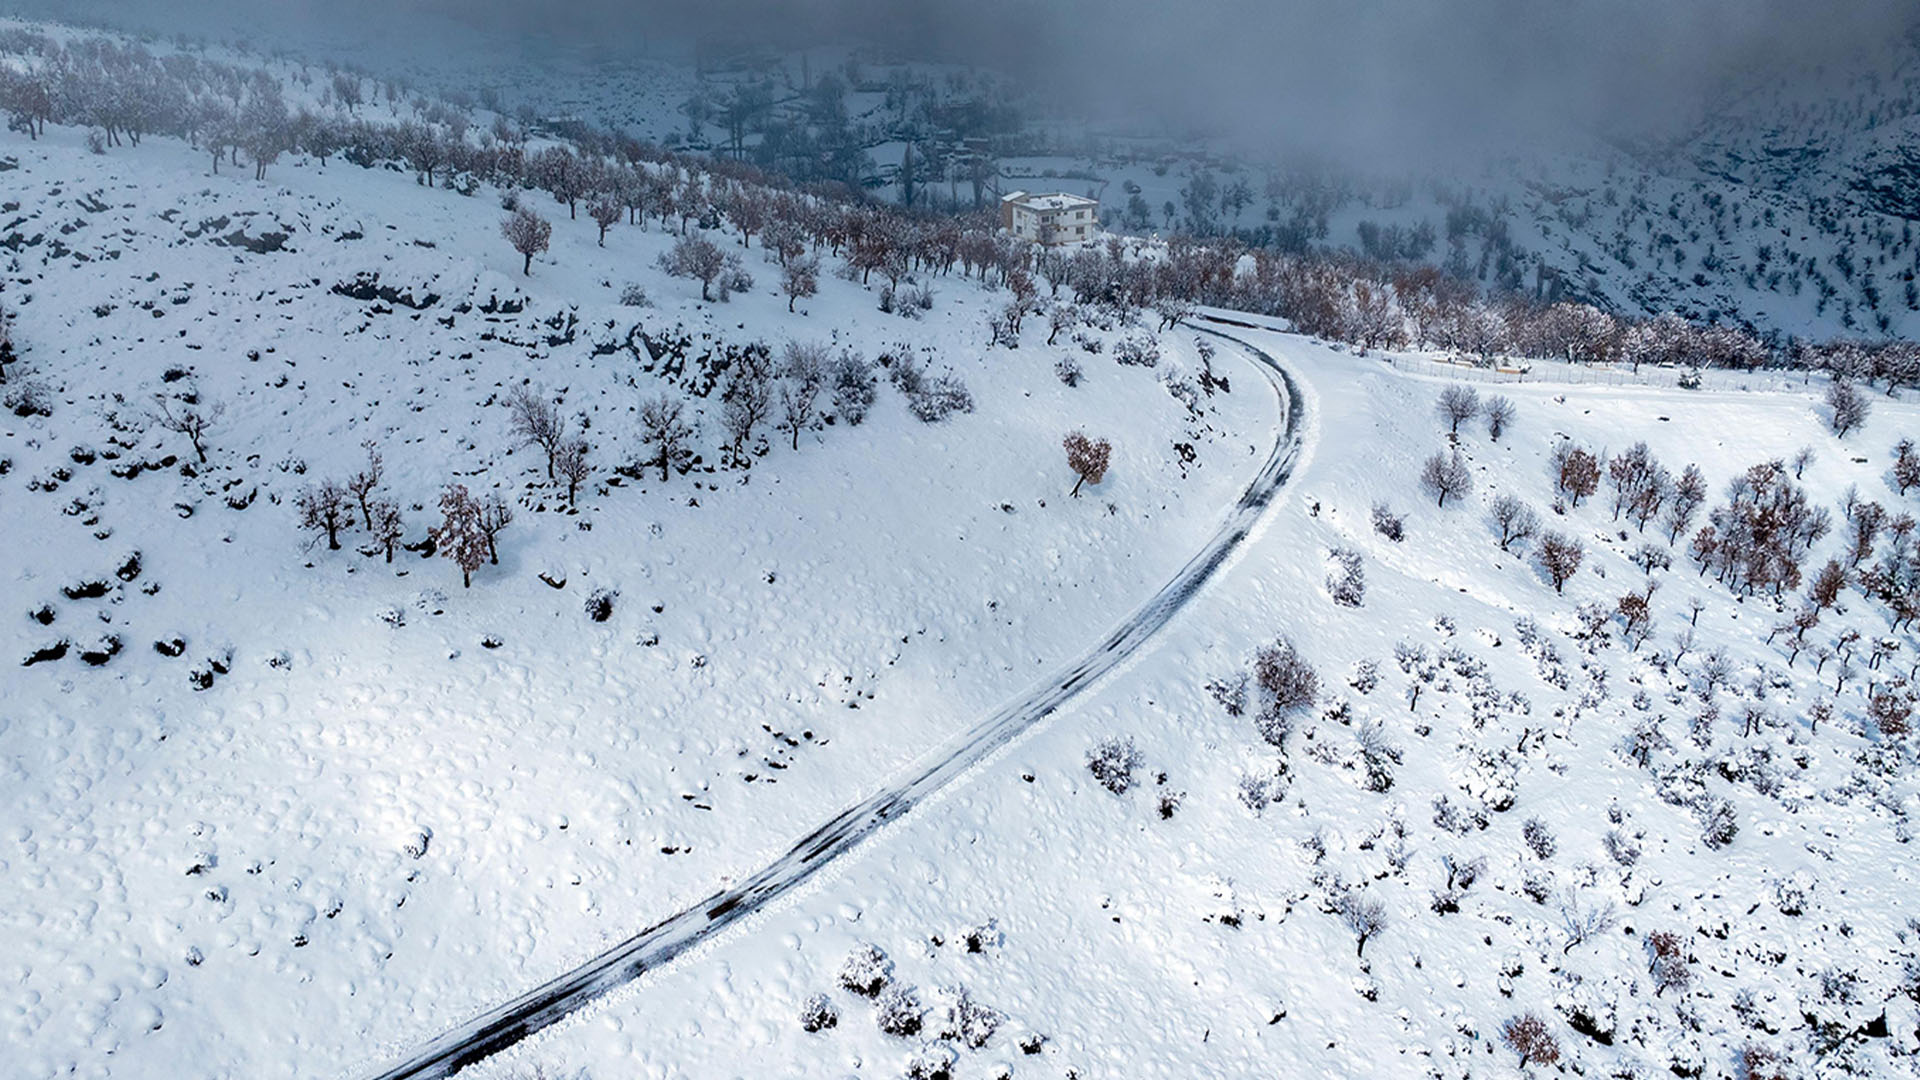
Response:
[1522, 818, 1557, 860]
[875, 984, 923, 1037]
[1500, 1013, 1561, 1067]
[1087, 736, 1143, 795]
[1114, 334, 1160, 367]
[583, 588, 617, 623]
[831, 352, 877, 425]
[5, 377, 53, 418]
[619, 283, 651, 307]
[1251, 634, 1313, 718]
[1371, 502, 1405, 542]
[1698, 796, 1738, 848]
[1326, 547, 1365, 607]
[936, 986, 1004, 1049]
[1055, 354, 1083, 387]
[798, 992, 838, 1033]
[906, 375, 974, 423]
[837, 943, 892, 997]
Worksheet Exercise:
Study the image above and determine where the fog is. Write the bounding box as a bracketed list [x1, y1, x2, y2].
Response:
[8, 0, 1914, 164]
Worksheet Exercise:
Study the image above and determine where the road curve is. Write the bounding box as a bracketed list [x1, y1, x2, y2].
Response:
[359, 324, 1307, 1080]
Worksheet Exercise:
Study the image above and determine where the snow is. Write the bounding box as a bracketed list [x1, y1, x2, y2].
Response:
[2, 17, 1919, 1080]
[0, 124, 1265, 1078]
[471, 336, 1920, 1080]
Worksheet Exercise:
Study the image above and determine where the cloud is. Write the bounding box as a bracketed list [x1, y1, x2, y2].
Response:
[11, 0, 1913, 165]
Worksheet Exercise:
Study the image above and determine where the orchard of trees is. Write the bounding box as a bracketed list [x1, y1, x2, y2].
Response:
[3, 27, 1912, 380]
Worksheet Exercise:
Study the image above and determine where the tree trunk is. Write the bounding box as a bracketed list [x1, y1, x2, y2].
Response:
[523, 251, 532, 276]
[1071, 473, 1086, 498]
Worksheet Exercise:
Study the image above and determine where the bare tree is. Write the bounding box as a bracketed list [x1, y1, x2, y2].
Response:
[1437, 384, 1480, 435]
[660, 234, 727, 301]
[1490, 494, 1540, 551]
[554, 438, 590, 508]
[1334, 892, 1388, 957]
[1552, 443, 1601, 505]
[369, 496, 403, 562]
[345, 441, 383, 529]
[501, 206, 553, 276]
[1501, 1014, 1561, 1068]
[638, 393, 695, 481]
[151, 394, 224, 463]
[782, 255, 819, 312]
[1048, 303, 1077, 346]
[434, 484, 488, 587]
[295, 480, 350, 550]
[1420, 449, 1471, 507]
[1895, 439, 1920, 496]
[775, 341, 828, 450]
[1538, 531, 1585, 593]
[505, 384, 567, 480]
[1063, 430, 1112, 497]
[1483, 394, 1515, 441]
[477, 493, 513, 565]
[1253, 637, 1318, 747]
[588, 195, 622, 247]
[1827, 378, 1869, 437]
[1665, 463, 1707, 543]
[721, 354, 775, 459]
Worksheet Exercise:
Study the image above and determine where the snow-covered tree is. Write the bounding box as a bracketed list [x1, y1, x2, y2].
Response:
[1421, 449, 1471, 507]
[501, 206, 552, 276]
[1437, 384, 1480, 434]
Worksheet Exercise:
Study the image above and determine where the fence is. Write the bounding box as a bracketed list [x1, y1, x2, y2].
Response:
[1383, 352, 1812, 394]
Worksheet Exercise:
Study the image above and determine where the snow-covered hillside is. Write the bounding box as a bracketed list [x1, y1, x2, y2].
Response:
[3, 14, 1920, 1080]
[475, 333, 1920, 1080]
[0, 122, 1266, 1077]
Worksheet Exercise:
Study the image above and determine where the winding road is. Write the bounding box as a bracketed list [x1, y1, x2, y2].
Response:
[361, 325, 1308, 1080]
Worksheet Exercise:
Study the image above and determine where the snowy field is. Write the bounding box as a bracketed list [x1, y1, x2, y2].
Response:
[470, 336, 1920, 1080]
[2, 19, 1920, 1080]
[0, 125, 1269, 1077]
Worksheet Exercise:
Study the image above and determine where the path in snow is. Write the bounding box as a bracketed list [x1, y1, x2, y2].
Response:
[358, 325, 1308, 1080]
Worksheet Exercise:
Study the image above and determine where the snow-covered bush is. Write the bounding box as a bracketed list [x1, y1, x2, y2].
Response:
[830, 352, 877, 425]
[904, 1044, 956, 1080]
[874, 983, 923, 1037]
[1371, 502, 1405, 542]
[906, 374, 974, 423]
[5, 376, 53, 417]
[1252, 638, 1318, 747]
[1113, 333, 1160, 367]
[1326, 547, 1365, 607]
[837, 943, 892, 998]
[1086, 736, 1143, 795]
[583, 588, 618, 623]
[1054, 354, 1083, 387]
[934, 986, 1003, 1049]
[1522, 818, 1557, 861]
[798, 992, 838, 1033]
[618, 283, 651, 307]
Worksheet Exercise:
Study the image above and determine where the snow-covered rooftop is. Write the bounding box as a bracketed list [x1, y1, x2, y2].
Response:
[1003, 191, 1099, 212]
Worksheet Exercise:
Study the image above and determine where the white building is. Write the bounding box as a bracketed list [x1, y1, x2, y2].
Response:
[1000, 191, 1100, 246]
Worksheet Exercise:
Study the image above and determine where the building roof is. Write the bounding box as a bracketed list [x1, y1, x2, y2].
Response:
[1003, 191, 1098, 212]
